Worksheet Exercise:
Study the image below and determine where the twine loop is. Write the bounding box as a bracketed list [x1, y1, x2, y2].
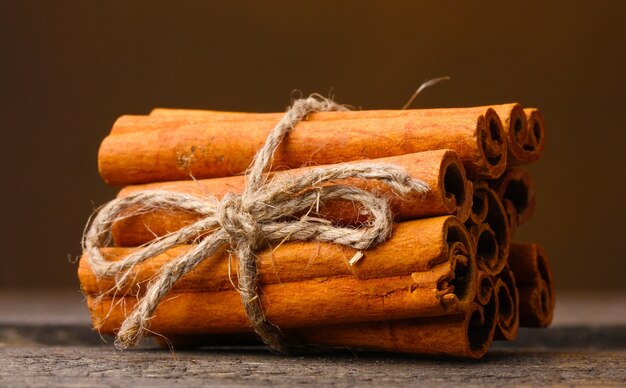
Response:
[83, 94, 430, 352]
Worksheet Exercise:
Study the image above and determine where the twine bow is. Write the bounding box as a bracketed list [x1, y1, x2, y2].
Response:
[83, 95, 429, 352]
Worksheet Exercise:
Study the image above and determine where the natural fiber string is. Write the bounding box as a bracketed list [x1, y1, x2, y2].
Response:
[83, 94, 430, 352]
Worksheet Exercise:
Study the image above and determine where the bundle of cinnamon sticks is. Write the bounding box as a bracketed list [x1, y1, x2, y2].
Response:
[79, 101, 554, 359]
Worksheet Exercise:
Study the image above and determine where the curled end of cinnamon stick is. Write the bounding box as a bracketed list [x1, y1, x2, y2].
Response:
[490, 168, 537, 229]
[470, 182, 511, 275]
[509, 243, 555, 327]
[476, 271, 494, 306]
[466, 184, 489, 226]
[476, 108, 507, 179]
[534, 246, 555, 326]
[508, 108, 546, 166]
[439, 151, 473, 222]
[494, 267, 520, 341]
[438, 242, 473, 312]
[474, 224, 499, 274]
[498, 104, 530, 165]
[524, 108, 546, 154]
[466, 294, 498, 358]
[441, 218, 478, 310]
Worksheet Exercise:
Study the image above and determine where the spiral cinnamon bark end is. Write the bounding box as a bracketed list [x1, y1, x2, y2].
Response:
[508, 243, 555, 327]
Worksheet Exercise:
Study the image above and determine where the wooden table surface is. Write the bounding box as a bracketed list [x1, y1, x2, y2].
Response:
[1, 291, 625, 387]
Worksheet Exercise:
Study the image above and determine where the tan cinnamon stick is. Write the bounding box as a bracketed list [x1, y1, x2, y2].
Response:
[81, 217, 478, 334]
[493, 266, 520, 341]
[293, 297, 498, 359]
[111, 150, 473, 247]
[155, 272, 499, 354]
[134, 300, 498, 359]
[147, 104, 532, 170]
[87, 272, 465, 335]
[490, 168, 536, 231]
[508, 243, 555, 327]
[82, 217, 475, 297]
[98, 107, 507, 185]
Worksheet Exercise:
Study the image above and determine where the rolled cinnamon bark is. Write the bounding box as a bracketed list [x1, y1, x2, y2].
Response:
[466, 183, 488, 226]
[476, 271, 494, 306]
[111, 150, 473, 247]
[155, 272, 499, 354]
[493, 267, 520, 341]
[87, 272, 466, 335]
[513, 108, 545, 165]
[490, 168, 536, 230]
[466, 182, 510, 275]
[294, 296, 498, 359]
[81, 217, 478, 334]
[467, 223, 499, 275]
[83, 217, 475, 297]
[508, 243, 555, 327]
[487, 104, 529, 167]
[99, 107, 507, 185]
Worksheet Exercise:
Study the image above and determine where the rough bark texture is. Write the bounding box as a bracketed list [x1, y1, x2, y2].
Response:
[295, 292, 497, 359]
[81, 217, 477, 337]
[99, 107, 507, 185]
[111, 150, 473, 246]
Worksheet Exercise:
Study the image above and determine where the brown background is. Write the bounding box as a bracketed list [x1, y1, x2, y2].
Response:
[1, 1, 624, 291]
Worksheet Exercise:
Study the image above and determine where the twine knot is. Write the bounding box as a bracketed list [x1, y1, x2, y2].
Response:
[83, 94, 430, 351]
[217, 194, 262, 245]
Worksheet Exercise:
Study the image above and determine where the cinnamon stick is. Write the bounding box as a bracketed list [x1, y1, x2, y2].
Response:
[98, 107, 507, 185]
[490, 168, 536, 231]
[111, 150, 473, 246]
[493, 266, 520, 341]
[118, 300, 498, 359]
[87, 272, 464, 335]
[486, 105, 545, 166]
[476, 271, 494, 306]
[488, 104, 530, 167]
[466, 182, 510, 275]
[293, 297, 498, 359]
[465, 182, 488, 226]
[467, 223, 499, 275]
[155, 272, 499, 355]
[517, 108, 546, 165]
[81, 217, 478, 334]
[82, 217, 474, 296]
[508, 243, 555, 327]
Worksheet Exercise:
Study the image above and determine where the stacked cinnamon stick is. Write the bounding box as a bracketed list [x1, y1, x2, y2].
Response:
[79, 102, 554, 359]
